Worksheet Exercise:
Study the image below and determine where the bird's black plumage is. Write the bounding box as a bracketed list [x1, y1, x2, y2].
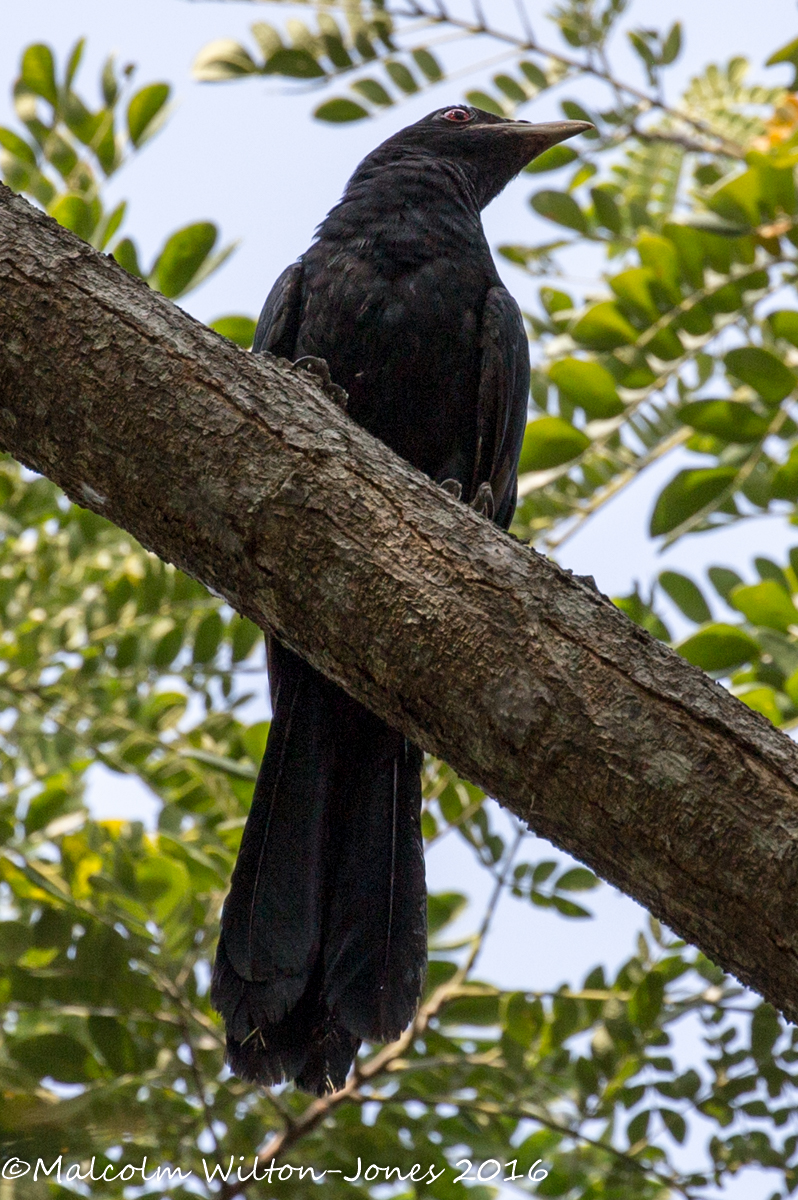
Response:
[211, 105, 591, 1095]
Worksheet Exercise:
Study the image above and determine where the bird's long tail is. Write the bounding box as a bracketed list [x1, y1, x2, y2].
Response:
[210, 638, 427, 1095]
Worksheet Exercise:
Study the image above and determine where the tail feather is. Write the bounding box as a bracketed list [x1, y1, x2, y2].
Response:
[211, 639, 427, 1095]
[217, 642, 334, 1016]
[323, 716, 427, 1039]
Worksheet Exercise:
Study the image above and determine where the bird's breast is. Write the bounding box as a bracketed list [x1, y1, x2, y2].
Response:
[296, 242, 491, 480]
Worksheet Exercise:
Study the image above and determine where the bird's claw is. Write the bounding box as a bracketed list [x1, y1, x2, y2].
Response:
[471, 481, 494, 521]
[293, 356, 349, 412]
[439, 478, 462, 501]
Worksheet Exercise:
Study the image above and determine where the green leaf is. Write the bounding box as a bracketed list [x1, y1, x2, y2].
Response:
[88, 1015, 140, 1074]
[519, 60, 548, 89]
[661, 22, 682, 65]
[385, 61, 418, 93]
[708, 566, 744, 602]
[101, 54, 118, 106]
[251, 22, 283, 60]
[556, 867, 598, 892]
[442, 991, 501, 1024]
[660, 1108, 687, 1144]
[525, 143, 578, 174]
[127, 83, 170, 147]
[48, 194, 100, 241]
[550, 895, 591, 918]
[427, 891, 467, 934]
[679, 399, 770, 443]
[751, 1003, 781, 1060]
[614, 588, 670, 641]
[736, 685, 782, 724]
[540, 287, 573, 318]
[659, 571, 712, 623]
[766, 34, 798, 74]
[20, 43, 58, 105]
[265, 48, 326, 79]
[135, 856, 191, 921]
[628, 30, 657, 70]
[113, 237, 143, 278]
[464, 90, 505, 117]
[649, 468, 737, 536]
[153, 624, 183, 668]
[725, 347, 796, 405]
[503, 992, 542, 1046]
[518, 417, 590, 472]
[315, 97, 369, 122]
[772, 447, 798, 500]
[530, 189, 588, 233]
[231, 615, 261, 661]
[494, 73, 527, 103]
[65, 38, 85, 89]
[637, 233, 681, 299]
[627, 1109, 651, 1144]
[677, 624, 759, 671]
[412, 48, 443, 81]
[351, 78, 392, 107]
[730, 580, 798, 632]
[193, 39, 259, 81]
[209, 314, 257, 349]
[755, 556, 790, 592]
[95, 200, 127, 251]
[548, 358, 624, 419]
[11, 1033, 98, 1084]
[562, 99, 596, 130]
[591, 186, 622, 234]
[242, 721, 270, 761]
[0, 126, 37, 166]
[572, 302, 639, 350]
[610, 268, 659, 321]
[629, 973, 664, 1029]
[193, 611, 224, 663]
[150, 222, 218, 299]
[768, 310, 798, 348]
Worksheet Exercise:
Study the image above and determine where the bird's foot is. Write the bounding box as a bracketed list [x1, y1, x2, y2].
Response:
[293, 356, 348, 412]
[471, 481, 494, 521]
[439, 478, 462, 501]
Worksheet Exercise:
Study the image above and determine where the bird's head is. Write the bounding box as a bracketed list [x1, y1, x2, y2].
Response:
[364, 105, 594, 209]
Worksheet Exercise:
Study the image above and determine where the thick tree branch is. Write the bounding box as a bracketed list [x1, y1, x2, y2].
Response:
[1, 184, 797, 1023]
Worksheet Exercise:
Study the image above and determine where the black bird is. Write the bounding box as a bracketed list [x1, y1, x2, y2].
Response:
[211, 106, 591, 1095]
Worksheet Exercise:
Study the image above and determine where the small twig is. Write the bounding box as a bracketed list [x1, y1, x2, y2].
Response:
[512, 0, 535, 46]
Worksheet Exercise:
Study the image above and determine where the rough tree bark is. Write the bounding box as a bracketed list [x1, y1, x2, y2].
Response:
[1, 183, 796, 1022]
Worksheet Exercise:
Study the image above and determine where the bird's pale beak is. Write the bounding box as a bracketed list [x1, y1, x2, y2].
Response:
[502, 119, 595, 155]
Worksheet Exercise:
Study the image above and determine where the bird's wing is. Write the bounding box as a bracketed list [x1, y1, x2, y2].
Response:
[253, 260, 304, 358]
[472, 285, 530, 530]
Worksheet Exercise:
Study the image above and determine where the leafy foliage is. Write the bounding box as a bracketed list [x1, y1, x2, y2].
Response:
[0, 41, 240, 307]
[4, 6, 798, 1197]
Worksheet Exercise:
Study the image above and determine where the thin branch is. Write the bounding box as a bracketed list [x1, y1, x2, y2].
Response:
[512, 0, 536, 47]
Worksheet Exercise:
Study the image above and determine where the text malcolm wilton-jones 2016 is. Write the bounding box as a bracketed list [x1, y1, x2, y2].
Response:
[2, 1154, 550, 1187]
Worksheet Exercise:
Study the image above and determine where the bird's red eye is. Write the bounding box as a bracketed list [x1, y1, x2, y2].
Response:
[442, 107, 473, 123]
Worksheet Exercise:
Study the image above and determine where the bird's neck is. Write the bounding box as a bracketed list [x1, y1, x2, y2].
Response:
[315, 155, 486, 255]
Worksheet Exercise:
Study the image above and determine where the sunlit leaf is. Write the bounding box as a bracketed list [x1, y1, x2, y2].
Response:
[677, 624, 759, 671]
[730, 580, 798, 632]
[548, 358, 624, 418]
[127, 83, 170, 147]
[315, 97, 369, 122]
[650, 468, 737, 536]
[725, 347, 796, 405]
[518, 417, 590, 472]
[659, 571, 712, 623]
[530, 188, 589, 233]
